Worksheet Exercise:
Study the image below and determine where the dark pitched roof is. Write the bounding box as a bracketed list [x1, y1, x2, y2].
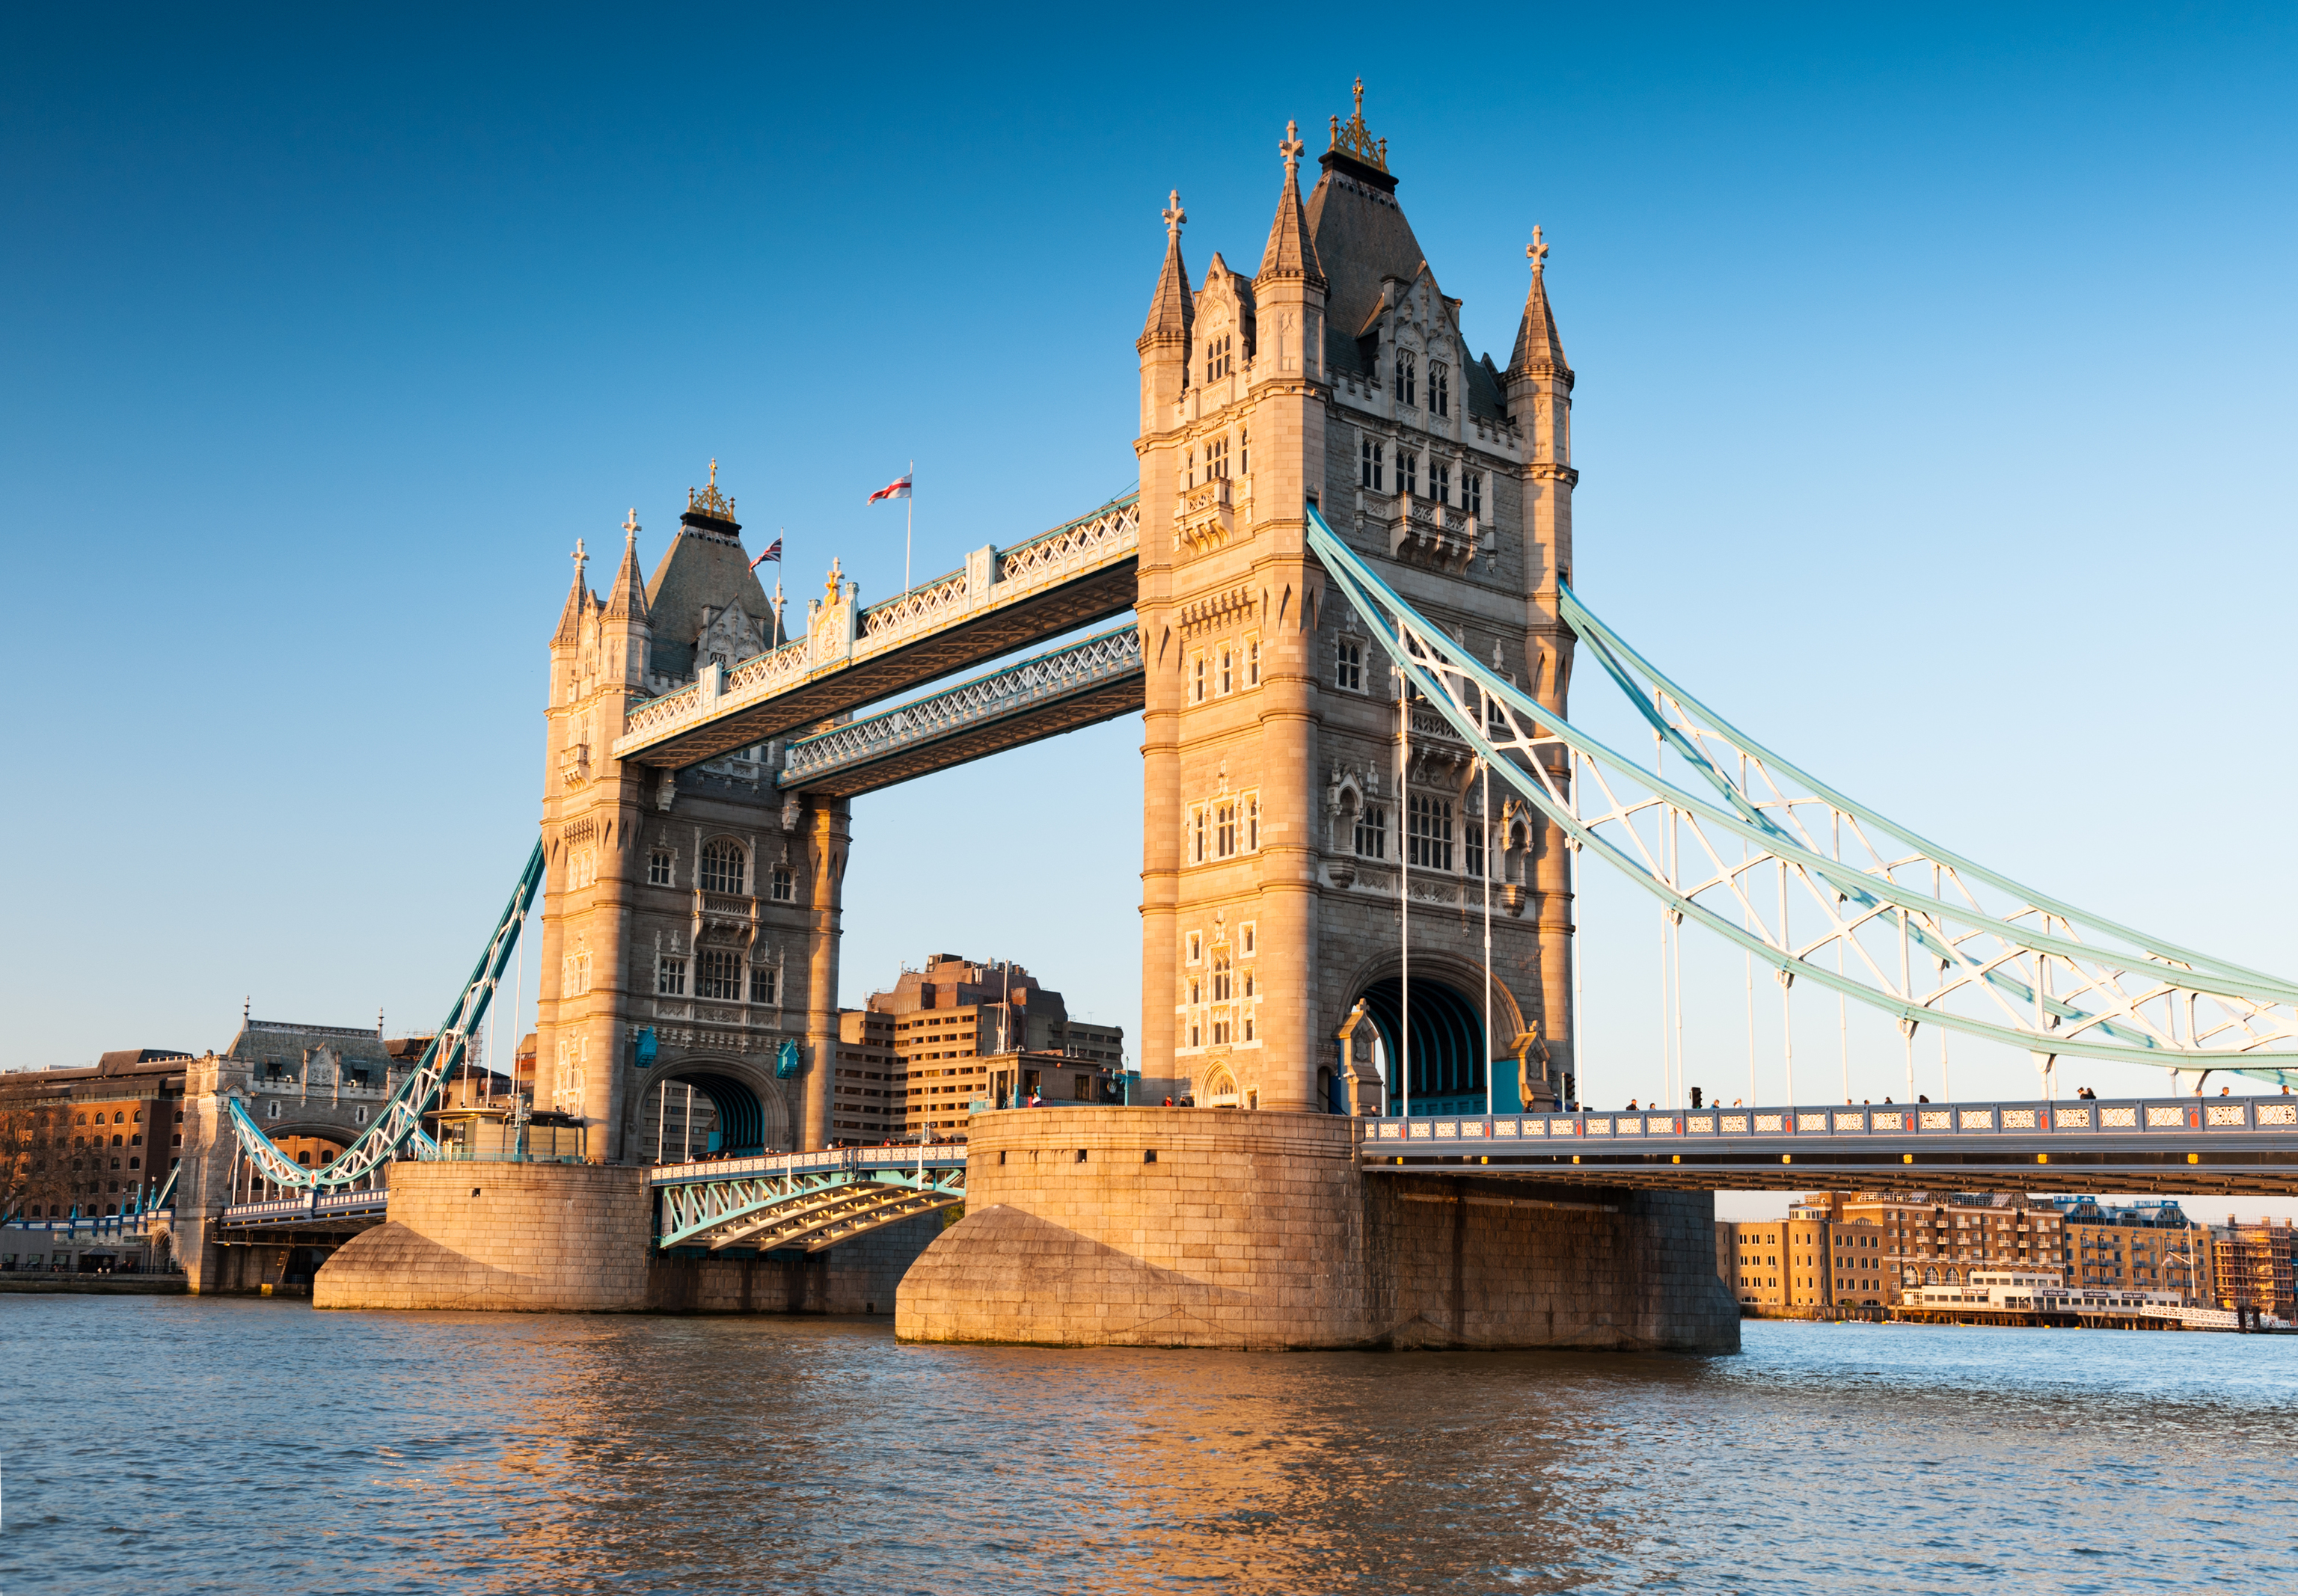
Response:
[552, 562, 591, 646]
[1254, 149, 1324, 289]
[604, 530, 649, 624]
[1509, 263, 1571, 376]
[644, 518, 774, 683]
[1305, 151, 1430, 379]
[224, 1020, 396, 1068]
[1139, 227, 1195, 349]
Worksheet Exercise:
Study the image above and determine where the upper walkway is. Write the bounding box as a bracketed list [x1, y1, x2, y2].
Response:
[612, 494, 1139, 770]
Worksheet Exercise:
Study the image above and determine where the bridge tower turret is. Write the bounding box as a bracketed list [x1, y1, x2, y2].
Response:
[1504, 228, 1578, 1102]
[1135, 85, 1573, 1117]
[536, 476, 815, 1164]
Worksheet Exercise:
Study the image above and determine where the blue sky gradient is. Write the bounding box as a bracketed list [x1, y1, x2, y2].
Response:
[5, 1, 2294, 1182]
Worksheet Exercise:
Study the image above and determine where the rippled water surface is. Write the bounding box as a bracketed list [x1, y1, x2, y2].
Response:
[4, 1297, 2296, 1594]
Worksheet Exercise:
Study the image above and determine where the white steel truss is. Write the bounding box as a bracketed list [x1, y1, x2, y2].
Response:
[657, 1166, 966, 1252]
[1306, 509, 2298, 1086]
[779, 624, 1141, 788]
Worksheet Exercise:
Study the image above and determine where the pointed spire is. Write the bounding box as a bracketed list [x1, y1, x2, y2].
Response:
[552, 538, 590, 645]
[1256, 120, 1325, 289]
[1508, 225, 1570, 376]
[604, 509, 649, 624]
[1137, 190, 1195, 350]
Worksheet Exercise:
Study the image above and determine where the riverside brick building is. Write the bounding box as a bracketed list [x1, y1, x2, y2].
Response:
[1720, 1192, 2075, 1311]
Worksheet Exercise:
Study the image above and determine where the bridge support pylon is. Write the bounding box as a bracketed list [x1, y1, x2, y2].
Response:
[896, 1107, 1738, 1351]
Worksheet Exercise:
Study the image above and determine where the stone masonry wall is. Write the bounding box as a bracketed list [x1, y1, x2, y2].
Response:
[313, 1162, 652, 1312]
[313, 1160, 943, 1316]
[898, 1106, 1738, 1352]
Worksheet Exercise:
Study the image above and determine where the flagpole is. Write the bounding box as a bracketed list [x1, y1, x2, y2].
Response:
[904, 458, 914, 593]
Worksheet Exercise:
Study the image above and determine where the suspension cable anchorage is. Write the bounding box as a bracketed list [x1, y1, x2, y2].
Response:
[1305, 507, 2298, 1079]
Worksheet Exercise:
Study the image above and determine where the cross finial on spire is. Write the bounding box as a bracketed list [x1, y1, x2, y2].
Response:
[571, 536, 587, 571]
[1528, 224, 1550, 274]
[708, 458, 718, 488]
[1354, 76, 1364, 120]
[1280, 120, 1304, 178]
[824, 555, 844, 598]
[1162, 189, 1186, 239]
[623, 508, 640, 543]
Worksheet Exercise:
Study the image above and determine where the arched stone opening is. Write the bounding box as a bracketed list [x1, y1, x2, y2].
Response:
[1338, 960, 1529, 1116]
[634, 1062, 787, 1160]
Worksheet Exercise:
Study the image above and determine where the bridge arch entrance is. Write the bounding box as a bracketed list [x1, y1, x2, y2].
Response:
[1351, 975, 1524, 1117]
[634, 1061, 788, 1161]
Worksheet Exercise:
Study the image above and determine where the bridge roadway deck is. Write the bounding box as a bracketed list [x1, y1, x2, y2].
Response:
[1363, 1095, 2298, 1195]
[612, 495, 1139, 770]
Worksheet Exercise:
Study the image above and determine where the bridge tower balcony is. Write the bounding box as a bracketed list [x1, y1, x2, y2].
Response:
[1174, 476, 1240, 556]
[1387, 492, 1479, 571]
[692, 888, 759, 948]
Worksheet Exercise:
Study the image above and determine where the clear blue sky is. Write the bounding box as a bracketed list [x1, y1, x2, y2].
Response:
[5, 0, 2294, 1195]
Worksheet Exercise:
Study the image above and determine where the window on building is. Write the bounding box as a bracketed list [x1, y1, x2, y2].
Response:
[750, 966, 779, 1005]
[1184, 448, 1195, 486]
[1189, 805, 1207, 864]
[1245, 793, 1260, 851]
[1409, 794, 1453, 870]
[1336, 639, 1364, 692]
[1204, 335, 1234, 384]
[1210, 1019, 1231, 1046]
[1186, 932, 1202, 963]
[700, 839, 747, 895]
[1465, 471, 1483, 518]
[649, 850, 673, 886]
[657, 956, 688, 996]
[1242, 923, 1256, 956]
[699, 948, 743, 1000]
[1355, 803, 1388, 859]
[770, 865, 793, 901]
[1432, 363, 1451, 417]
[1395, 352, 1417, 407]
[1432, 461, 1450, 506]
[1246, 636, 1260, 687]
[1219, 647, 1234, 695]
[1360, 437, 1385, 490]
[1239, 426, 1249, 474]
[1212, 948, 1232, 1001]
[1215, 802, 1237, 859]
[1207, 435, 1229, 477]
[1192, 654, 1207, 704]
[1465, 821, 1486, 880]
[567, 847, 596, 890]
[1400, 451, 1419, 497]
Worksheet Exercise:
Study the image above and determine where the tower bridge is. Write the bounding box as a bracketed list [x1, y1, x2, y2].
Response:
[182, 85, 2298, 1347]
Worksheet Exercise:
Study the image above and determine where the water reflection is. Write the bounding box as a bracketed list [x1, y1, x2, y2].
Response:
[3, 1299, 2294, 1593]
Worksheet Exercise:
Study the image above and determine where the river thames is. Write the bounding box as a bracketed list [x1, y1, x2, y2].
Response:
[4, 1297, 2293, 1593]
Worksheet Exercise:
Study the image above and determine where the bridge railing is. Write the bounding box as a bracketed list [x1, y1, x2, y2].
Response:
[1358, 1096, 2298, 1147]
[219, 1188, 393, 1226]
[647, 1144, 969, 1185]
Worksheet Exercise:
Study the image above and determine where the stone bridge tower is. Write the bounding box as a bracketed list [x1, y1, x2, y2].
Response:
[537, 475, 842, 1161]
[1136, 86, 1578, 1117]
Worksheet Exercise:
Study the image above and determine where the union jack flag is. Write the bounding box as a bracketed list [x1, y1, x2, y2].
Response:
[748, 536, 782, 571]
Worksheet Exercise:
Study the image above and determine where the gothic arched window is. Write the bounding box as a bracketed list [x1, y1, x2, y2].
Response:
[1394, 352, 1416, 408]
[700, 839, 747, 895]
[1430, 363, 1450, 417]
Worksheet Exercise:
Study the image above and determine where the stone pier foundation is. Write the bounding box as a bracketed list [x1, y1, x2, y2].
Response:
[313, 1161, 945, 1314]
[896, 1107, 1739, 1351]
